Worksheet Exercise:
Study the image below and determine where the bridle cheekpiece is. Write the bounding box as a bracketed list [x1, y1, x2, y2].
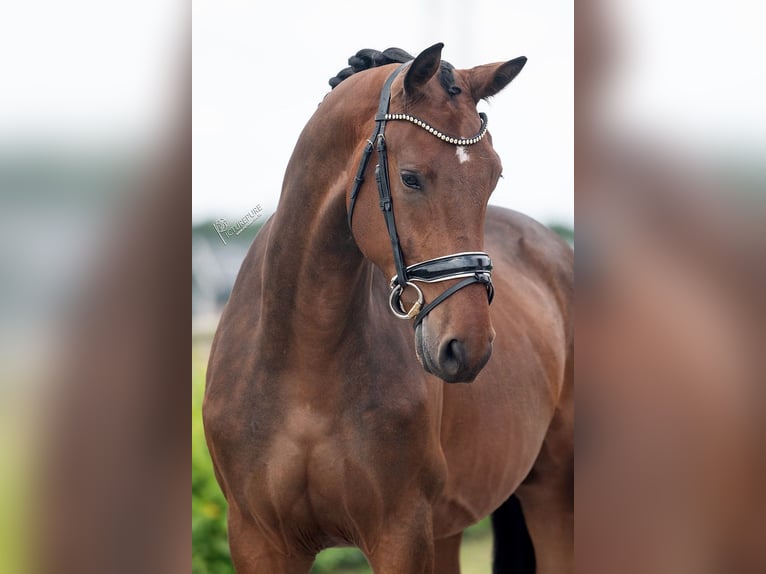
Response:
[347, 63, 495, 329]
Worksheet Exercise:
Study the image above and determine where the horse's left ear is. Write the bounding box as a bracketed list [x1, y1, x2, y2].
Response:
[404, 43, 444, 96]
[469, 56, 527, 101]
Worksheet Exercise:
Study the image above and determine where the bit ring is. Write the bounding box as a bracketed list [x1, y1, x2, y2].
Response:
[388, 282, 424, 319]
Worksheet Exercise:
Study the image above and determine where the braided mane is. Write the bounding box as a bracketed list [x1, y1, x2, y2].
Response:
[329, 47, 461, 96]
[329, 48, 412, 88]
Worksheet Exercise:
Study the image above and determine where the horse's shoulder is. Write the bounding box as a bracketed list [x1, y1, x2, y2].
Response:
[485, 205, 573, 306]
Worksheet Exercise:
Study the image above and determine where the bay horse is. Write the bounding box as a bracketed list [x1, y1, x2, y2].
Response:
[203, 43, 573, 573]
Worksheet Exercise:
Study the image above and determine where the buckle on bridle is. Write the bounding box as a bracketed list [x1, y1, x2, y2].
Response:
[388, 281, 425, 319]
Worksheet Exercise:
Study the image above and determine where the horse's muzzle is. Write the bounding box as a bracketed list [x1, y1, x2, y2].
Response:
[415, 322, 493, 383]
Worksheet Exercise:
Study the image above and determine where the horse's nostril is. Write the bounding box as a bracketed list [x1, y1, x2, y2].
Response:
[440, 338, 466, 375]
[448, 339, 466, 365]
[431, 335, 492, 383]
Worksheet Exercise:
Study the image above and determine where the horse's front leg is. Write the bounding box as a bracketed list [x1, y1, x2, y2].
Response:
[433, 532, 463, 574]
[366, 500, 436, 574]
[227, 506, 314, 574]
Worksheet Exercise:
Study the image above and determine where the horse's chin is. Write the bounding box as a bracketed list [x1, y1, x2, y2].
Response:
[415, 322, 481, 384]
[414, 322, 436, 375]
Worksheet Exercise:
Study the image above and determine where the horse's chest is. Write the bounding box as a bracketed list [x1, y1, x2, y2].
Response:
[262, 396, 432, 479]
[247, 388, 441, 546]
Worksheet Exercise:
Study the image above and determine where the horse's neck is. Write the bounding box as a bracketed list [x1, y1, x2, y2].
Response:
[258, 100, 375, 364]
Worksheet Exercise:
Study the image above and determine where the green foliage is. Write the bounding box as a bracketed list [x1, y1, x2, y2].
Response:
[548, 222, 574, 244]
[312, 549, 370, 573]
[192, 349, 234, 574]
[464, 516, 491, 539]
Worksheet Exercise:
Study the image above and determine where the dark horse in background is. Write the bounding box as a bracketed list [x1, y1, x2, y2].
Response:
[204, 44, 573, 573]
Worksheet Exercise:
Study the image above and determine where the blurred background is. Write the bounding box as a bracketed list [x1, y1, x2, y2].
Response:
[0, 1, 182, 376]
[1, 1, 187, 572]
[0, 0, 762, 572]
[576, 0, 766, 572]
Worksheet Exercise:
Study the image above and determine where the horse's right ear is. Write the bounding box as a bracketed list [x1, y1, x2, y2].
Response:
[404, 43, 444, 96]
[469, 56, 527, 101]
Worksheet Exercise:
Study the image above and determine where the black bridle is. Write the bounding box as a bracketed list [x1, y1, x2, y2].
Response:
[347, 63, 495, 329]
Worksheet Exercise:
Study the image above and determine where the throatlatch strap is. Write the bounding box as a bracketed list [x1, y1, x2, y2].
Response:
[347, 139, 374, 229]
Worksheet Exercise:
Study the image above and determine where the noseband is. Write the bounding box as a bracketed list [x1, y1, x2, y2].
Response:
[347, 63, 495, 329]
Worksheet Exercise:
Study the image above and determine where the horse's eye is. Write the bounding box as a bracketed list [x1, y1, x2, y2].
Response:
[401, 172, 422, 190]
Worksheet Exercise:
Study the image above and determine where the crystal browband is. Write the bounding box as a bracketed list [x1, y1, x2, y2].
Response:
[382, 112, 489, 146]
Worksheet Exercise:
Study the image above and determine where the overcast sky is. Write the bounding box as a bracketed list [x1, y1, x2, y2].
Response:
[192, 0, 574, 226]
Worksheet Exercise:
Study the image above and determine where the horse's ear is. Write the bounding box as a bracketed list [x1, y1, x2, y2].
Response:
[469, 56, 527, 101]
[404, 42, 444, 96]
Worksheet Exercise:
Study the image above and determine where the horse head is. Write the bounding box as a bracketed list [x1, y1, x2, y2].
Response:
[343, 43, 526, 383]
